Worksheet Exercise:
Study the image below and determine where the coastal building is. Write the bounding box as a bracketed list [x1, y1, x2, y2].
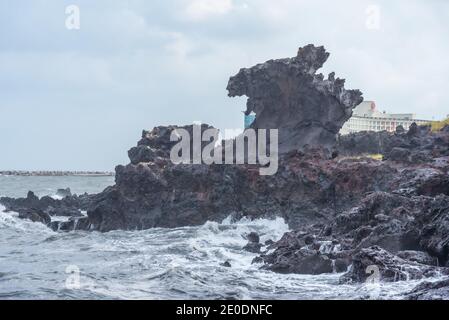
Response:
[340, 101, 429, 135]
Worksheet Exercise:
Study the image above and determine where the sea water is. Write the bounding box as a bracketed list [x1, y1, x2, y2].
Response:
[0, 175, 440, 300]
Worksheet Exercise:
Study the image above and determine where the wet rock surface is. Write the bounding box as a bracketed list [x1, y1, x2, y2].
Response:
[406, 278, 449, 300]
[243, 232, 262, 253]
[0, 190, 96, 231]
[340, 246, 446, 283]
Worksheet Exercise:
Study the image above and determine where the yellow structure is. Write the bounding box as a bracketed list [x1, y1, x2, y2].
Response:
[430, 117, 449, 132]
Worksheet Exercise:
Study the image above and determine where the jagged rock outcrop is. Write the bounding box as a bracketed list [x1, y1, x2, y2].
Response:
[0, 45, 366, 232]
[0, 190, 95, 231]
[255, 187, 449, 280]
[2, 45, 449, 289]
[128, 124, 215, 165]
[252, 123, 449, 280]
[88, 137, 388, 232]
[337, 123, 449, 159]
[227, 44, 363, 153]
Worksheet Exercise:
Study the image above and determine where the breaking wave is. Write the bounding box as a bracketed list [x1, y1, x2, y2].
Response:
[0, 177, 445, 300]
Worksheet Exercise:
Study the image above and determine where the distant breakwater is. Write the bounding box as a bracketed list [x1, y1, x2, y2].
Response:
[0, 171, 115, 177]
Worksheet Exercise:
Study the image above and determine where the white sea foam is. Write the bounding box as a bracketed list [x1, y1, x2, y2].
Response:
[185, 216, 290, 270]
[0, 205, 54, 235]
[1, 180, 445, 300]
[1, 209, 443, 300]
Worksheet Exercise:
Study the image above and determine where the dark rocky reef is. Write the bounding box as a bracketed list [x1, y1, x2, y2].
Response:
[252, 124, 449, 298]
[2, 45, 449, 298]
[0, 190, 94, 231]
[227, 44, 363, 153]
[127, 124, 215, 165]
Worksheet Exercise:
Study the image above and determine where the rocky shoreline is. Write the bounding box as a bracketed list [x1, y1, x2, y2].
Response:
[2, 45, 449, 299]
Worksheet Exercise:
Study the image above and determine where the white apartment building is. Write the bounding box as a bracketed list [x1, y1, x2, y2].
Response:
[340, 101, 429, 135]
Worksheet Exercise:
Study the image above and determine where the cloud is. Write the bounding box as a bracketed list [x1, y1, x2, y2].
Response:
[184, 0, 234, 21]
[0, 0, 448, 170]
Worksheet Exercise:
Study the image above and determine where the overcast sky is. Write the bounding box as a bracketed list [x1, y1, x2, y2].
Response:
[1, 0, 448, 171]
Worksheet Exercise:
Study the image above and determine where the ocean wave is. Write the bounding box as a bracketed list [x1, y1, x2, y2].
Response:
[0, 206, 444, 300]
[0, 204, 54, 235]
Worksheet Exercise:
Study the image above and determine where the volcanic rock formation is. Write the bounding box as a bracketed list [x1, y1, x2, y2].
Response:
[1, 44, 366, 231]
[227, 44, 363, 153]
[2, 45, 449, 298]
